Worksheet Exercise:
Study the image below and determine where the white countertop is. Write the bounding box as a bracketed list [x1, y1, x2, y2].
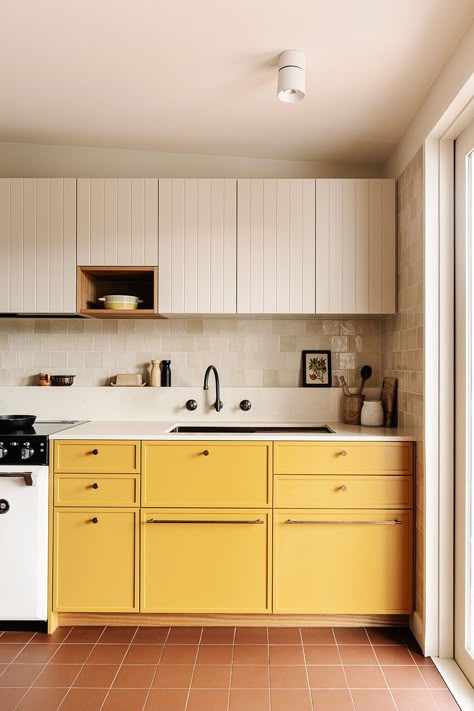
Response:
[51, 421, 417, 441]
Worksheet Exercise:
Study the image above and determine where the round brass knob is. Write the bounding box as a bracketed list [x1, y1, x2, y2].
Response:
[339, 450, 347, 457]
[339, 484, 348, 492]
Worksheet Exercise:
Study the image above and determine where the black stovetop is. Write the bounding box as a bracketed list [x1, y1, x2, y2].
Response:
[0, 420, 85, 437]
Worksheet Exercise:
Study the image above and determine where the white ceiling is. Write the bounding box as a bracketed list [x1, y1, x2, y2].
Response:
[1, 0, 473, 164]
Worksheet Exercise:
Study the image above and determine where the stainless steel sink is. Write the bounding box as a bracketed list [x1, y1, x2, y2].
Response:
[169, 425, 334, 434]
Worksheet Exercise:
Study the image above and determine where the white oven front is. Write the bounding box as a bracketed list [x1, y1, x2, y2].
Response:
[0, 466, 48, 621]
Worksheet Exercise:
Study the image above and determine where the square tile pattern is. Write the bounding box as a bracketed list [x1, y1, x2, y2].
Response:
[0, 626, 458, 710]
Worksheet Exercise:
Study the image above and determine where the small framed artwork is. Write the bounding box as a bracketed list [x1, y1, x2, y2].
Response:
[302, 350, 332, 387]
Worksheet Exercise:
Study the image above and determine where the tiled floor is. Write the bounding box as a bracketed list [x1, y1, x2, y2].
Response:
[0, 626, 459, 710]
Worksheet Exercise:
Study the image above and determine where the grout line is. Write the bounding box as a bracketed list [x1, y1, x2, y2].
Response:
[96, 626, 139, 711]
[183, 627, 203, 711]
[141, 626, 170, 711]
[368, 627, 401, 710]
[299, 626, 315, 711]
[334, 627, 356, 711]
[225, 627, 236, 711]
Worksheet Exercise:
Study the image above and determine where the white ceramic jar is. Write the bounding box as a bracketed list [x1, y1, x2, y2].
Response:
[360, 400, 384, 427]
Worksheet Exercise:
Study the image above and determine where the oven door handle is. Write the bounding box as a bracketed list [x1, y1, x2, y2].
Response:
[0, 472, 35, 486]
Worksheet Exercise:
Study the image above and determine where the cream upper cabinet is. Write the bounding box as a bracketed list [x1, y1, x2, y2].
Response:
[237, 179, 316, 314]
[76, 178, 158, 266]
[315, 179, 396, 314]
[158, 179, 236, 314]
[0, 178, 76, 313]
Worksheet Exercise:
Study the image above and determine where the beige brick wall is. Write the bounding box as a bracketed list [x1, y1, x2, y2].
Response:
[382, 147, 424, 625]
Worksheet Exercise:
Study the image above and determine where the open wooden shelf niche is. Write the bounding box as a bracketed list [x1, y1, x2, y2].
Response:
[77, 266, 162, 319]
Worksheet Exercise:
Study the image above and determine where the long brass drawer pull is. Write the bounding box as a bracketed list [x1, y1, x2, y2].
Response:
[285, 519, 402, 525]
[147, 519, 265, 525]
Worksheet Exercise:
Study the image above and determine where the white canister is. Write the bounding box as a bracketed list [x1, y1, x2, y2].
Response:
[360, 400, 384, 427]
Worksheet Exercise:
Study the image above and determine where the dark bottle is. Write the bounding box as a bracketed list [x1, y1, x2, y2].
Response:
[160, 360, 171, 387]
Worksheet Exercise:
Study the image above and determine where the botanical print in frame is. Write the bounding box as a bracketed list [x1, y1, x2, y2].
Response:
[302, 350, 332, 387]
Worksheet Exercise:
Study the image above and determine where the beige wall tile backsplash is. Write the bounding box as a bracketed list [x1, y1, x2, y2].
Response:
[0, 317, 382, 388]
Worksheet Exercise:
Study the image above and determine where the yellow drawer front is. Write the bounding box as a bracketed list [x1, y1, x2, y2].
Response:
[273, 510, 413, 614]
[54, 441, 140, 474]
[141, 509, 271, 613]
[54, 474, 140, 507]
[53, 508, 139, 612]
[274, 442, 413, 475]
[142, 442, 271, 507]
[274, 475, 413, 509]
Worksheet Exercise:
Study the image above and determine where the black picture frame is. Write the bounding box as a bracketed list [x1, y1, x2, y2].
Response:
[302, 350, 332, 387]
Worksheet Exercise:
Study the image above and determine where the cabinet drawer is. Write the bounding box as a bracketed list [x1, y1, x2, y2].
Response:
[274, 442, 413, 475]
[142, 441, 271, 507]
[274, 475, 412, 509]
[54, 474, 140, 507]
[54, 441, 140, 474]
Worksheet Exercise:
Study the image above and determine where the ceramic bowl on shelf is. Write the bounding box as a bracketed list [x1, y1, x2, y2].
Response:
[98, 295, 143, 310]
[51, 375, 75, 386]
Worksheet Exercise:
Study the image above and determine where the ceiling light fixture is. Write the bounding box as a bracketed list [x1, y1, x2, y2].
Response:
[277, 50, 305, 103]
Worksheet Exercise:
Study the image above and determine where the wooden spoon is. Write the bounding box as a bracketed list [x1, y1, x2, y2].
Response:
[358, 365, 372, 395]
[338, 375, 351, 396]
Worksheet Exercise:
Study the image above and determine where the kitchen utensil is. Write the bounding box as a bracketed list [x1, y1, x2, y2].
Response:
[338, 375, 351, 396]
[381, 377, 398, 427]
[358, 365, 372, 395]
[98, 294, 143, 310]
[51, 375, 75, 386]
[343, 394, 365, 425]
[0, 415, 37, 432]
[161, 360, 171, 387]
[150, 360, 160, 387]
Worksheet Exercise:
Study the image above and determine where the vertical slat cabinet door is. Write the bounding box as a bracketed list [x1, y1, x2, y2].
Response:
[315, 179, 331, 313]
[237, 179, 315, 314]
[355, 179, 370, 313]
[367, 179, 396, 314]
[381, 180, 396, 313]
[0, 179, 76, 313]
[158, 179, 236, 314]
[77, 178, 158, 266]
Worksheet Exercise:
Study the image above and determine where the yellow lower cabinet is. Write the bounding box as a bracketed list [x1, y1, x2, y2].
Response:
[273, 510, 413, 614]
[53, 508, 139, 612]
[141, 509, 272, 613]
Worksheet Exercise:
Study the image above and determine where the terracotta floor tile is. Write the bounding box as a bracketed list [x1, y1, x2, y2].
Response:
[34, 663, 82, 687]
[112, 664, 155, 688]
[15, 643, 61, 664]
[382, 665, 426, 689]
[268, 627, 301, 645]
[366, 627, 408, 646]
[0, 644, 26, 663]
[345, 665, 387, 689]
[167, 627, 202, 644]
[0, 663, 8, 676]
[201, 627, 235, 644]
[307, 665, 348, 689]
[0, 663, 45, 687]
[269, 665, 308, 689]
[351, 688, 397, 710]
[59, 687, 109, 711]
[133, 627, 170, 644]
[391, 689, 440, 710]
[311, 689, 355, 710]
[301, 628, 336, 645]
[269, 644, 305, 665]
[122, 644, 163, 664]
[196, 644, 233, 665]
[160, 644, 198, 665]
[48, 643, 93, 664]
[99, 627, 137, 645]
[144, 688, 188, 710]
[152, 664, 194, 688]
[231, 665, 269, 689]
[191, 665, 231, 688]
[334, 628, 370, 645]
[15, 686, 68, 711]
[419, 665, 449, 689]
[408, 647, 435, 666]
[229, 689, 270, 711]
[374, 645, 416, 665]
[431, 689, 461, 709]
[234, 627, 267, 644]
[66, 627, 105, 644]
[87, 644, 128, 665]
[31, 628, 72, 644]
[73, 663, 119, 688]
[101, 688, 149, 710]
[233, 644, 269, 665]
[338, 644, 378, 665]
[270, 689, 313, 711]
[186, 689, 229, 711]
[0, 632, 36, 644]
[0, 687, 27, 711]
[304, 644, 341, 665]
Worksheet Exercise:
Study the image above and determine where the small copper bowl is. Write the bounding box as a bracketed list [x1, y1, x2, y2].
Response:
[51, 375, 76, 386]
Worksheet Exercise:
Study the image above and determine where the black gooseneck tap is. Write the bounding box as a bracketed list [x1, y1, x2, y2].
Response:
[203, 365, 223, 412]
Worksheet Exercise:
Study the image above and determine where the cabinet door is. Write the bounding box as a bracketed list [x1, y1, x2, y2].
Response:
[53, 508, 139, 612]
[77, 179, 158, 265]
[0, 178, 76, 313]
[315, 179, 396, 314]
[159, 179, 236, 313]
[273, 510, 412, 614]
[237, 179, 315, 314]
[141, 509, 271, 612]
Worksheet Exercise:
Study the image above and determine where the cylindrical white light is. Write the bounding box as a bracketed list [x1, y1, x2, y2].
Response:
[277, 50, 305, 103]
